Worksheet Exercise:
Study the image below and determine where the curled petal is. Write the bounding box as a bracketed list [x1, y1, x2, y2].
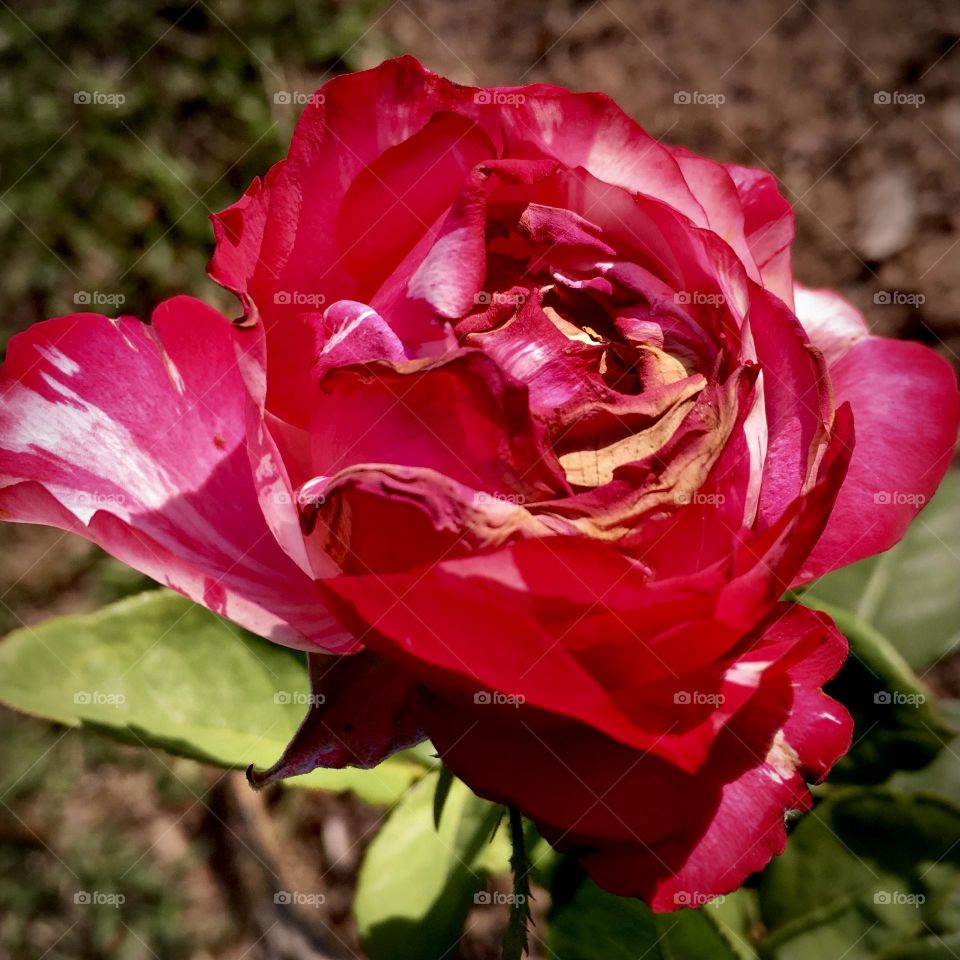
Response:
[248, 651, 425, 786]
[309, 349, 569, 502]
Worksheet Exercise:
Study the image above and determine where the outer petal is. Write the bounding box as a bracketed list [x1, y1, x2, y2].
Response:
[415, 604, 849, 910]
[0, 297, 350, 651]
[580, 606, 851, 911]
[489, 86, 707, 226]
[322, 537, 736, 767]
[209, 57, 492, 423]
[796, 335, 959, 579]
[320, 474, 848, 774]
[793, 285, 869, 366]
[247, 650, 425, 785]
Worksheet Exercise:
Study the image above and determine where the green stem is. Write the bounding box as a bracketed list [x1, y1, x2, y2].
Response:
[502, 806, 531, 960]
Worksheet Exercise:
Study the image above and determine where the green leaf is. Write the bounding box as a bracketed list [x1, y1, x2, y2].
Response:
[759, 789, 960, 960]
[879, 933, 960, 959]
[799, 598, 953, 784]
[546, 874, 749, 960]
[356, 769, 509, 960]
[0, 590, 426, 804]
[890, 701, 960, 802]
[804, 471, 960, 670]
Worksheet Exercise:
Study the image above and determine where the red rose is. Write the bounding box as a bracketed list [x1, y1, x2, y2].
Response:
[1, 57, 957, 909]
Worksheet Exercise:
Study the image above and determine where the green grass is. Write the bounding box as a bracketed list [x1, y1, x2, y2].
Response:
[0, 0, 388, 346]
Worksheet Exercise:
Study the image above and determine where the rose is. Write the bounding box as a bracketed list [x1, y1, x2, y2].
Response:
[1, 58, 957, 910]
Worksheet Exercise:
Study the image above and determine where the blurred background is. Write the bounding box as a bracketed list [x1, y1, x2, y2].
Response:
[0, 0, 958, 957]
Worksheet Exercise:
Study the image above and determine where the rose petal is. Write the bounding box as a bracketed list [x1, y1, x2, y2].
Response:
[0, 297, 350, 651]
[580, 605, 850, 910]
[309, 349, 568, 502]
[247, 650, 425, 785]
[796, 335, 959, 580]
[793, 284, 869, 366]
[726, 164, 795, 308]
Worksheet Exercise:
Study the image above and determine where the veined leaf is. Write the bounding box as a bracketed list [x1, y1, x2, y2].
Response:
[0, 590, 428, 804]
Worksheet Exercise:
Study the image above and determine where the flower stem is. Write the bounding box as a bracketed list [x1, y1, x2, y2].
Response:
[502, 806, 531, 960]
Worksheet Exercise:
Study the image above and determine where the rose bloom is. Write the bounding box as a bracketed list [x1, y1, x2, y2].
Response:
[2, 58, 958, 909]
